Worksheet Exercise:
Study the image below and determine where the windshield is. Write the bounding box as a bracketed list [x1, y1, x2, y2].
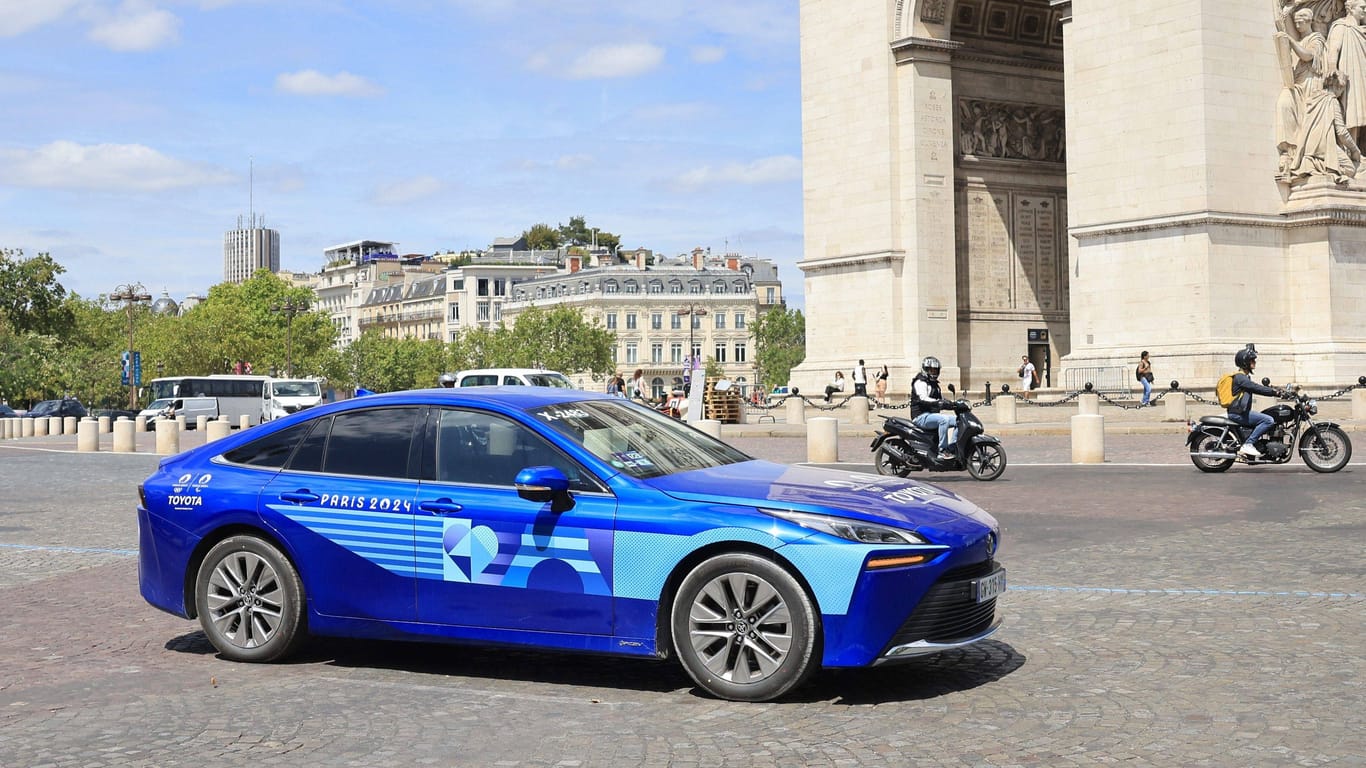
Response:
[272, 381, 321, 398]
[527, 399, 752, 479]
[29, 401, 60, 416]
[525, 373, 573, 388]
[145, 399, 176, 410]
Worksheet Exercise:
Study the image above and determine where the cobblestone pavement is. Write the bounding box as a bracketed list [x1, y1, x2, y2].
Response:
[1, 435, 1363, 767]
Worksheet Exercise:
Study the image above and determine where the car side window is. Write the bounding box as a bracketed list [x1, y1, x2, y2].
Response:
[321, 408, 420, 479]
[433, 409, 599, 492]
[285, 417, 330, 473]
[222, 422, 313, 467]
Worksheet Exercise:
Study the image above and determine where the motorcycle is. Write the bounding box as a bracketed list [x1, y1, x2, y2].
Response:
[1187, 384, 1353, 473]
[870, 386, 1007, 481]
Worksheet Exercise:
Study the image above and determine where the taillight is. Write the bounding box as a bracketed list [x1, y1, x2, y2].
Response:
[138, 484, 147, 508]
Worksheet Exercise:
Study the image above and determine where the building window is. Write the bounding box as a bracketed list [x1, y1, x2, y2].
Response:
[714, 313, 726, 330]
[625, 342, 638, 364]
[651, 377, 665, 400]
[651, 343, 663, 363]
[605, 281, 619, 294]
[766, 287, 775, 303]
[649, 281, 663, 294]
[606, 313, 618, 330]
[714, 343, 727, 363]
[626, 313, 637, 330]
[713, 280, 727, 293]
[477, 302, 490, 321]
[625, 281, 639, 294]
[735, 312, 746, 329]
[671, 313, 682, 330]
[478, 278, 489, 297]
[671, 342, 683, 363]
[651, 313, 662, 330]
[692, 314, 702, 330]
[735, 342, 747, 363]
[494, 279, 506, 296]
[449, 304, 460, 321]
[689, 282, 702, 294]
[669, 281, 683, 294]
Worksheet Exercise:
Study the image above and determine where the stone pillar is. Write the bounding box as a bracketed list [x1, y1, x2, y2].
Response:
[205, 418, 232, 443]
[22, 417, 35, 437]
[807, 416, 839, 463]
[48, 416, 62, 435]
[1, 418, 10, 439]
[785, 396, 806, 425]
[695, 419, 722, 439]
[135, 415, 148, 432]
[156, 419, 179, 456]
[63, 416, 77, 435]
[849, 396, 870, 425]
[239, 414, 251, 430]
[196, 415, 209, 432]
[995, 395, 1018, 425]
[175, 415, 186, 432]
[1353, 388, 1366, 421]
[1071, 413, 1105, 464]
[98, 415, 111, 434]
[34, 417, 49, 437]
[1165, 392, 1188, 422]
[112, 419, 136, 453]
[1078, 392, 1100, 415]
[77, 418, 100, 452]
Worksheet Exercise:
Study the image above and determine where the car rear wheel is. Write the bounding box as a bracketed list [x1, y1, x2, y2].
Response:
[671, 553, 818, 702]
[196, 535, 306, 662]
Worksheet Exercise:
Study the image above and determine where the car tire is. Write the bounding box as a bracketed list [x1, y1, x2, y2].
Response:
[195, 535, 306, 663]
[671, 553, 819, 702]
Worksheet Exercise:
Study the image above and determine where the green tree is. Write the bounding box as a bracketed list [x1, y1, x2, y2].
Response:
[503, 305, 615, 376]
[750, 306, 806, 392]
[557, 216, 620, 254]
[340, 331, 445, 393]
[0, 249, 73, 336]
[523, 223, 562, 251]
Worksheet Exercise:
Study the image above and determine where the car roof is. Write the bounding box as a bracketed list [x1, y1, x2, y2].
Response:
[454, 368, 568, 377]
[333, 386, 604, 412]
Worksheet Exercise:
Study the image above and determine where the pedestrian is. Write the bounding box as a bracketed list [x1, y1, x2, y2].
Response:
[852, 359, 868, 397]
[630, 369, 646, 401]
[606, 373, 621, 397]
[1136, 351, 1154, 406]
[1017, 355, 1038, 400]
[823, 370, 846, 403]
[874, 364, 889, 404]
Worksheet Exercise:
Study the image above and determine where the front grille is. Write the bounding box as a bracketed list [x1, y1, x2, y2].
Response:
[885, 560, 999, 649]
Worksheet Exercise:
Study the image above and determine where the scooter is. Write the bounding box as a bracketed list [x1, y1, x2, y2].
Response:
[870, 385, 1007, 481]
[1187, 383, 1353, 473]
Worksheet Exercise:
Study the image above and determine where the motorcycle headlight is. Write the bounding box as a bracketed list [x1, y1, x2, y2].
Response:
[1308, 400, 1318, 415]
[762, 508, 927, 545]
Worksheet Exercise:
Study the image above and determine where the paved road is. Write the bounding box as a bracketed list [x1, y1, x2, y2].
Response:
[1, 435, 1363, 767]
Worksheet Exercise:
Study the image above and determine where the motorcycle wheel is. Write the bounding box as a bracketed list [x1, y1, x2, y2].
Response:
[873, 442, 911, 477]
[1189, 431, 1236, 473]
[966, 443, 1007, 481]
[1300, 426, 1353, 473]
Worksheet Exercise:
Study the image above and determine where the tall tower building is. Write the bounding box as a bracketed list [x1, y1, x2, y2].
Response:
[224, 213, 280, 284]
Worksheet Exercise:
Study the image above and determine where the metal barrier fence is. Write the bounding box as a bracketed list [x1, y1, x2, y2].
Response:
[1063, 365, 1134, 395]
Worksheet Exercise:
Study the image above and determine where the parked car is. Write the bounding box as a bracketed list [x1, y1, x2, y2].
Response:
[0, 403, 17, 418]
[27, 399, 88, 419]
[91, 408, 139, 421]
[452, 368, 574, 388]
[137, 388, 1004, 702]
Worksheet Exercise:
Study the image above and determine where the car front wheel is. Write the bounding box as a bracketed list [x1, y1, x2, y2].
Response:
[195, 535, 306, 662]
[671, 553, 819, 702]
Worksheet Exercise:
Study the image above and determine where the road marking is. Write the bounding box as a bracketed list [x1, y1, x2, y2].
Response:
[0, 543, 138, 556]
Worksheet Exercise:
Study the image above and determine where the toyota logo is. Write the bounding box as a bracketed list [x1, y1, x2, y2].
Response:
[984, 532, 998, 557]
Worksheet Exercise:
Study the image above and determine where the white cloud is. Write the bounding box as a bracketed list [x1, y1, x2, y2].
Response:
[528, 42, 664, 80]
[0, 140, 234, 192]
[86, 0, 181, 51]
[556, 154, 593, 170]
[676, 155, 801, 189]
[275, 69, 384, 97]
[0, 0, 85, 37]
[372, 175, 444, 206]
[690, 45, 725, 64]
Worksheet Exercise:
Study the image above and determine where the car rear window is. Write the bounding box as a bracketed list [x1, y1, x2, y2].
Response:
[222, 422, 314, 467]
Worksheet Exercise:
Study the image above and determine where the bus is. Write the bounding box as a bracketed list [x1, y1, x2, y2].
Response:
[147, 375, 269, 427]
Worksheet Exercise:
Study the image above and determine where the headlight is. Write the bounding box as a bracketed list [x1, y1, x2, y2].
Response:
[763, 508, 927, 545]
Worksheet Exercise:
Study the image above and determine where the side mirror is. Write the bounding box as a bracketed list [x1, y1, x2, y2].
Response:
[515, 465, 572, 508]
[947, 383, 956, 394]
[1261, 377, 1271, 386]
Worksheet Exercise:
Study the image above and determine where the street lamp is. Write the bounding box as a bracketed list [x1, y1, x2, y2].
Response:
[270, 299, 310, 378]
[110, 282, 152, 409]
[676, 304, 708, 389]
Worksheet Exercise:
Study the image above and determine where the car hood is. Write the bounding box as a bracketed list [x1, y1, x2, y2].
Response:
[643, 460, 997, 533]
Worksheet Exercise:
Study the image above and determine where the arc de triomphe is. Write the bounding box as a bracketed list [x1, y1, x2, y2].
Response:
[795, 0, 1366, 395]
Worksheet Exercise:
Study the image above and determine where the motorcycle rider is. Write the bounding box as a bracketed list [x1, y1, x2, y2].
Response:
[437, 372, 457, 388]
[910, 356, 957, 460]
[1227, 346, 1281, 458]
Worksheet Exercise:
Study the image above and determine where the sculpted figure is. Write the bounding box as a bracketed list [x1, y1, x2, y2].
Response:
[1288, 71, 1362, 183]
[1326, 0, 1366, 146]
[1276, 7, 1328, 174]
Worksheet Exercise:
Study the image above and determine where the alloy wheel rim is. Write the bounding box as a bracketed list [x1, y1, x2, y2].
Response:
[687, 572, 793, 684]
[205, 551, 284, 649]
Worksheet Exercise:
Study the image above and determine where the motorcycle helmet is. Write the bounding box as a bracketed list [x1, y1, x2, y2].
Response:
[920, 356, 941, 381]
[437, 372, 456, 388]
[1234, 346, 1257, 370]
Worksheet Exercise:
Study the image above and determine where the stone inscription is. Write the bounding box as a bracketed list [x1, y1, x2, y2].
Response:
[960, 187, 1067, 313]
[958, 98, 1066, 163]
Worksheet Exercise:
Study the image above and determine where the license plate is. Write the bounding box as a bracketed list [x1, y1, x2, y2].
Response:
[973, 569, 1007, 603]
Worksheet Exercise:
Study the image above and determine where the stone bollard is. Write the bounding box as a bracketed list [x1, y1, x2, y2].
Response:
[1164, 392, 1188, 422]
[49, 416, 63, 435]
[135, 415, 148, 433]
[995, 394, 1018, 425]
[34, 417, 49, 437]
[1071, 413, 1105, 464]
[176, 415, 187, 432]
[63, 416, 77, 435]
[807, 416, 840, 463]
[696, 419, 722, 439]
[205, 418, 232, 442]
[77, 418, 100, 452]
[240, 414, 251, 430]
[156, 418, 180, 456]
[112, 419, 136, 453]
[22, 417, 35, 437]
[98, 415, 111, 434]
[1, 417, 10, 439]
[196, 415, 209, 432]
[1078, 392, 1100, 415]
[1354, 388, 1366, 421]
[849, 396, 870, 425]
[785, 396, 806, 425]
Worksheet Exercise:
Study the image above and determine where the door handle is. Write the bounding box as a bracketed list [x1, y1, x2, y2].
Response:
[280, 490, 320, 504]
[419, 499, 464, 515]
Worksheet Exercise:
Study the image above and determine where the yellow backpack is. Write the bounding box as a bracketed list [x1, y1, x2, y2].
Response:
[1215, 371, 1238, 408]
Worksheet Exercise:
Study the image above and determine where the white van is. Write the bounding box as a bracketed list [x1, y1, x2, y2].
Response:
[262, 378, 324, 422]
[452, 368, 575, 388]
[138, 397, 219, 429]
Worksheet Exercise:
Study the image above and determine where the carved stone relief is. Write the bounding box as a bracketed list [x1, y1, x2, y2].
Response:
[920, 0, 948, 24]
[957, 98, 1066, 163]
[1275, 0, 1363, 185]
[957, 187, 1068, 313]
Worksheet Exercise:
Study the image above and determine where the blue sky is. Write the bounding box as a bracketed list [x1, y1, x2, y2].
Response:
[0, 0, 804, 306]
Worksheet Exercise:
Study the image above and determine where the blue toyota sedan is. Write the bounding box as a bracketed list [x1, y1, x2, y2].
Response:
[138, 387, 1004, 701]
